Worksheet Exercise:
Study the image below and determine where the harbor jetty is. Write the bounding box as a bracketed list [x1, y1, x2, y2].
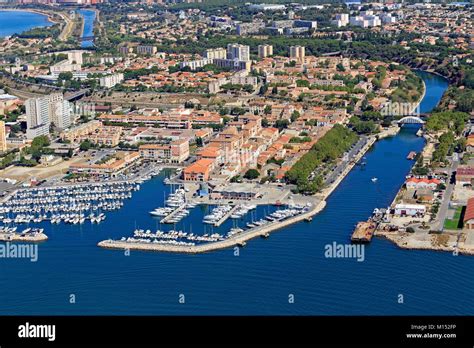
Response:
[0, 229, 48, 242]
[98, 200, 326, 254]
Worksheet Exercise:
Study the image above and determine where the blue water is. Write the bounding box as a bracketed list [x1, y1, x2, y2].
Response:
[0, 11, 52, 38]
[1, 72, 473, 315]
[416, 70, 449, 112]
[78, 9, 95, 48]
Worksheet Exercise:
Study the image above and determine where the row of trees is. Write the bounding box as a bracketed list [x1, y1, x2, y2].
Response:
[285, 124, 358, 194]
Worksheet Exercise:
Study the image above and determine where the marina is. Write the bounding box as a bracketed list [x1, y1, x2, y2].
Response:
[0, 181, 140, 226]
[99, 203, 318, 253]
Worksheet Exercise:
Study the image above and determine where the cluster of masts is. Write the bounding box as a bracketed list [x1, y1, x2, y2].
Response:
[0, 226, 44, 236]
[0, 181, 140, 225]
[246, 205, 310, 228]
[230, 204, 257, 219]
[149, 187, 198, 224]
[132, 229, 225, 242]
[203, 205, 233, 224]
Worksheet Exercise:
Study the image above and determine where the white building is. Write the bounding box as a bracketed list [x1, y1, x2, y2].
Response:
[227, 44, 250, 61]
[258, 44, 273, 58]
[26, 93, 72, 138]
[381, 14, 397, 24]
[67, 50, 84, 65]
[179, 59, 214, 71]
[26, 97, 50, 139]
[99, 73, 125, 88]
[290, 46, 305, 62]
[248, 3, 286, 11]
[204, 48, 227, 60]
[350, 14, 381, 27]
[394, 204, 426, 216]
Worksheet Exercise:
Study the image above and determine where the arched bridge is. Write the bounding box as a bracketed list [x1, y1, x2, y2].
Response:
[397, 115, 426, 125]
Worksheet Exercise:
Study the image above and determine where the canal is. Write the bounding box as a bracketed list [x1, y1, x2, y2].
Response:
[0, 71, 473, 315]
[78, 9, 95, 48]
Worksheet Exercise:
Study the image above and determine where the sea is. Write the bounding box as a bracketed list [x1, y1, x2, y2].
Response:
[0, 10, 52, 38]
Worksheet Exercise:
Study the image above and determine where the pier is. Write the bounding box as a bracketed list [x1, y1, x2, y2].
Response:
[0, 231, 48, 242]
[160, 204, 186, 224]
[98, 201, 326, 254]
[351, 221, 377, 243]
[213, 205, 239, 227]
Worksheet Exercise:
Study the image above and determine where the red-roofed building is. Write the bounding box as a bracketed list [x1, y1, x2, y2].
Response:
[464, 197, 474, 229]
[457, 166, 474, 185]
[183, 158, 215, 181]
[405, 177, 441, 190]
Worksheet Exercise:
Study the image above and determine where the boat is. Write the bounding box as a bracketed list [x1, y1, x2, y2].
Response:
[371, 177, 378, 182]
[407, 151, 417, 160]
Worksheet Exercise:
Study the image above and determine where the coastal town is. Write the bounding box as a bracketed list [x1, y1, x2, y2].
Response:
[0, 0, 472, 257]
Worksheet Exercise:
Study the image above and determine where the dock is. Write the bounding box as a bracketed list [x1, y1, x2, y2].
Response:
[213, 205, 239, 227]
[351, 221, 377, 243]
[0, 232, 48, 242]
[160, 204, 186, 224]
[97, 200, 327, 254]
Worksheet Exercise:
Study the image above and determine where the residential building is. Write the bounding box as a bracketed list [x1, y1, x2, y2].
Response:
[99, 73, 124, 88]
[26, 95, 55, 139]
[136, 45, 157, 55]
[290, 46, 305, 63]
[236, 22, 265, 36]
[405, 177, 441, 190]
[258, 44, 273, 58]
[294, 20, 317, 29]
[227, 44, 250, 61]
[332, 13, 349, 27]
[204, 48, 227, 60]
[179, 58, 213, 71]
[139, 139, 190, 163]
[183, 158, 215, 181]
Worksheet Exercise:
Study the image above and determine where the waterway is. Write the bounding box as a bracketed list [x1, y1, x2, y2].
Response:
[0, 71, 472, 315]
[0, 10, 52, 38]
[78, 9, 95, 48]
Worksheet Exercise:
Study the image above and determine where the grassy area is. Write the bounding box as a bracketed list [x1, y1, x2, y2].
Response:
[443, 206, 464, 230]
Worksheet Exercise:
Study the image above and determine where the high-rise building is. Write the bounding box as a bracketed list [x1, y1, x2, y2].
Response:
[290, 46, 305, 63]
[26, 97, 50, 139]
[258, 45, 273, 58]
[0, 121, 7, 153]
[26, 93, 71, 139]
[227, 44, 250, 62]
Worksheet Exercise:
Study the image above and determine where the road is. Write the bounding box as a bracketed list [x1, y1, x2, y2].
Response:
[434, 155, 459, 231]
[324, 135, 369, 185]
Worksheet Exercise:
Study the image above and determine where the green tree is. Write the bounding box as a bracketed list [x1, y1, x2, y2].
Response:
[244, 169, 260, 180]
